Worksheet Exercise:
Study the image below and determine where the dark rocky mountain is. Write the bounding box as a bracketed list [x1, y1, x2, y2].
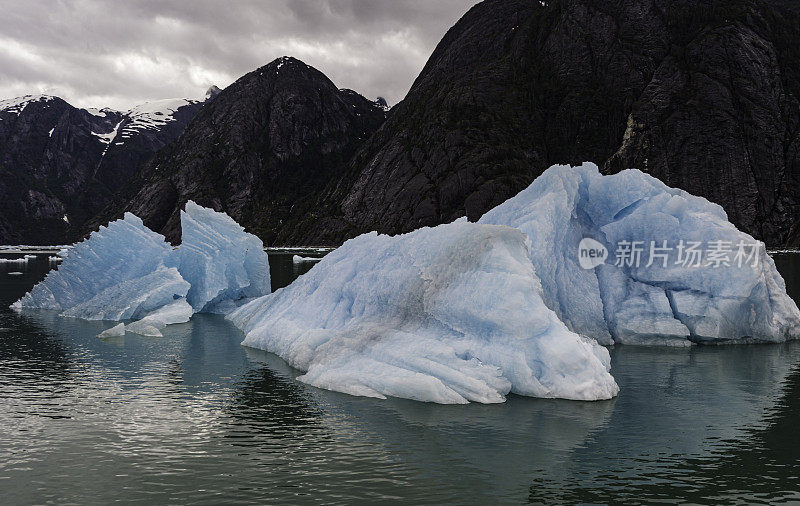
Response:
[0, 91, 214, 244]
[95, 56, 387, 244]
[288, 0, 800, 247]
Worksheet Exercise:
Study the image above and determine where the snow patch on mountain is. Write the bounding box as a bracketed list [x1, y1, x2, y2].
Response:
[117, 98, 198, 140]
[0, 95, 55, 116]
[92, 119, 123, 144]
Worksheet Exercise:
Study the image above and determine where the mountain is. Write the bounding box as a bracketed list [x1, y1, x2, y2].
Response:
[96, 56, 387, 244]
[286, 0, 800, 247]
[0, 90, 215, 244]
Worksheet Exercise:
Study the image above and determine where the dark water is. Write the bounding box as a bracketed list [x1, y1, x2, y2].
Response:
[1, 250, 800, 504]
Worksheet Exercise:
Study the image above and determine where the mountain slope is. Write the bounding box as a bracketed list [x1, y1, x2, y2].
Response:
[0, 92, 212, 244]
[98, 57, 387, 244]
[294, 0, 800, 247]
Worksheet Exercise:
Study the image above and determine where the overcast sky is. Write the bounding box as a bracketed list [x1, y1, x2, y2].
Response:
[0, 0, 475, 111]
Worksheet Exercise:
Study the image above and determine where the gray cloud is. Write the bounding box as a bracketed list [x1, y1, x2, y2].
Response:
[0, 0, 476, 111]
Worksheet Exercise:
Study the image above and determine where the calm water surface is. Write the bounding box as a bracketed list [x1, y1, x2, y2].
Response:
[1, 250, 799, 504]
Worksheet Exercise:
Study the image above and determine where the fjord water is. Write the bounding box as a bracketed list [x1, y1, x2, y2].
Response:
[1, 251, 800, 504]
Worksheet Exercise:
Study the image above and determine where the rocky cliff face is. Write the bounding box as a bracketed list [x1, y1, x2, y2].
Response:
[0, 93, 211, 244]
[98, 57, 387, 244]
[293, 0, 800, 247]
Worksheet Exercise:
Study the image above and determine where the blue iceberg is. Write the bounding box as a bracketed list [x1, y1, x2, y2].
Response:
[480, 163, 800, 345]
[60, 266, 189, 321]
[228, 220, 619, 403]
[12, 202, 270, 331]
[167, 201, 270, 312]
[12, 213, 175, 313]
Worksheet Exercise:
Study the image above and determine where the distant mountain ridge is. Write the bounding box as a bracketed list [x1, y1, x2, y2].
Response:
[0, 90, 215, 244]
[9, 0, 800, 248]
[92, 56, 387, 244]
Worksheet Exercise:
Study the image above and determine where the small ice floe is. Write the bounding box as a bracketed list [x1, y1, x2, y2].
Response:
[23, 254, 37, 259]
[292, 255, 321, 264]
[97, 323, 125, 339]
[48, 256, 62, 262]
[8, 271, 23, 275]
[125, 299, 193, 337]
[0, 258, 27, 264]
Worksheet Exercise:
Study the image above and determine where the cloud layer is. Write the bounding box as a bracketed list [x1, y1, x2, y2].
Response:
[0, 0, 475, 111]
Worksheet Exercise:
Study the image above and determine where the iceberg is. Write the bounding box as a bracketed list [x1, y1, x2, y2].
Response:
[228, 221, 619, 403]
[479, 163, 800, 345]
[12, 213, 174, 312]
[166, 201, 270, 312]
[12, 201, 270, 329]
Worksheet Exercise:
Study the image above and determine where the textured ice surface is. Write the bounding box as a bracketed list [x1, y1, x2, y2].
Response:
[12, 213, 173, 312]
[12, 202, 268, 328]
[126, 299, 193, 337]
[167, 201, 270, 312]
[60, 266, 189, 321]
[229, 221, 619, 403]
[480, 163, 800, 345]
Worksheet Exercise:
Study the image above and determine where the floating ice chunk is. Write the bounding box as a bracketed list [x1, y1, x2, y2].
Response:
[480, 163, 800, 344]
[168, 201, 270, 312]
[126, 298, 193, 336]
[8, 272, 23, 276]
[229, 221, 618, 403]
[11, 213, 173, 312]
[98, 323, 125, 339]
[292, 255, 320, 263]
[0, 257, 28, 264]
[12, 201, 269, 329]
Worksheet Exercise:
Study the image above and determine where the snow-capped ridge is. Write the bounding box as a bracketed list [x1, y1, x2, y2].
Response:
[118, 98, 198, 139]
[0, 95, 56, 115]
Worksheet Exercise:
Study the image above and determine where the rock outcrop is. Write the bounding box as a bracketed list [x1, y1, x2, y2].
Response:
[297, 0, 800, 247]
[97, 57, 387, 244]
